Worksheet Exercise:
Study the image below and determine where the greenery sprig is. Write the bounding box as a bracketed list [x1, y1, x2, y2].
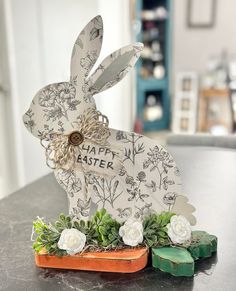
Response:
[32, 209, 175, 256]
[143, 212, 175, 247]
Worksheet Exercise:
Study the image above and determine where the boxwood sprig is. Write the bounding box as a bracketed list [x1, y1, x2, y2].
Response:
[143, 212, 175, 247]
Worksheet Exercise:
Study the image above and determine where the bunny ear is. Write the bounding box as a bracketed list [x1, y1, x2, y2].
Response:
[70, 15, 103, 81]
[87, 43, 143, 95]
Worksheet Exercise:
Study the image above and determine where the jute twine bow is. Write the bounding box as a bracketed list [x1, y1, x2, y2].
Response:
[40, 108, 110, 170]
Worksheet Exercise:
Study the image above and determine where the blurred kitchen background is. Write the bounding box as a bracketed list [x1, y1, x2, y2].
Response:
[1, 0, 236, 198]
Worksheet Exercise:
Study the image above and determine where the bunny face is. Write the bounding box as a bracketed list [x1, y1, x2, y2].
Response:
[23, 15, 143, 139]
[23, 82, 87, 138]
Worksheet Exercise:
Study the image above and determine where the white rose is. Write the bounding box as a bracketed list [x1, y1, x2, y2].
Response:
[119, 218, 143, 247]
[58, 228, 86, 255]
[167, 215, 191, 244]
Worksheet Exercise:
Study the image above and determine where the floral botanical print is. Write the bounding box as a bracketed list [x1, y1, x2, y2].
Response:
[24, 109, 35, 133]
[55, 169, 82, 198]
[23, 15, 196, 224]
[80, 51, 98, 75]
[85, 172, 123, 208]
[143, 146, 175, 190]
[134, 203, 154, 219]
[40, 83, 80, 122]
[72, 198, 91, 218]
[126, 172, 149, 202]
[116, 131, 145, 165]
[116, 207, 132, 219]
[51, 127, 187, 223]
[163, 192, 177, 211]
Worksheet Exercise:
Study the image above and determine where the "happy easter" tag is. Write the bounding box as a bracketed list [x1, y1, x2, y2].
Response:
[75, 142, 123, 176]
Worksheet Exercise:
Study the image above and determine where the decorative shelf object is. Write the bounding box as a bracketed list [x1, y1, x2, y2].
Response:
[172, 71, 199, 134]
[135, 0, 171, 131]
[198, 88, 233, 134]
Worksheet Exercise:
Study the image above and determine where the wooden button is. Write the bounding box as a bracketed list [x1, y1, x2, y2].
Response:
[68, 131, 84, 146]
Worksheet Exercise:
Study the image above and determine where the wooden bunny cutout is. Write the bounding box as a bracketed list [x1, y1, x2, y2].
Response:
[23, 16, 196, 224]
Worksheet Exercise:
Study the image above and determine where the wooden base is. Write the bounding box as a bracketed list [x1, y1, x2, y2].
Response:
[35, 247, 148, 273]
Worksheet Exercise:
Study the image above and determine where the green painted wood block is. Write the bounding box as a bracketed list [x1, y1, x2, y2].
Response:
[188, 231, 218, 260]
[152, 247, 194, 277]
[151, 231, 217, 276]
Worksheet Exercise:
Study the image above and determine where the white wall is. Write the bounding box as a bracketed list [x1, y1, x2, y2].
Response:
[0, 0, 8, 196]
[173, 0, 236, 75]
[2, 0, 132, 194]
[0, 60, 9, 197]
[5, 0, 99, 190]
[0, 0, 21, 196]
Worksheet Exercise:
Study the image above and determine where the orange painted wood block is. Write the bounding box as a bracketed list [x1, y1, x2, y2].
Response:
[35, 247, 148, 273]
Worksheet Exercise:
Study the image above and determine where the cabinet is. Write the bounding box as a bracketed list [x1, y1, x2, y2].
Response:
[135, 0, 171, 131]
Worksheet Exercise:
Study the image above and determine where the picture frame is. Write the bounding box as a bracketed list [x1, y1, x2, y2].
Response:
[198, 88, 233, 134]
[172, 72, 198, 134]
[187, 0, 217, 29]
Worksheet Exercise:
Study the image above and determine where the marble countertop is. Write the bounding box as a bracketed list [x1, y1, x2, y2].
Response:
[1, 146, 236, 290]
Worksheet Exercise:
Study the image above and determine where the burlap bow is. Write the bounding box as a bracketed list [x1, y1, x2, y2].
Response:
[41, 108, 111, 170]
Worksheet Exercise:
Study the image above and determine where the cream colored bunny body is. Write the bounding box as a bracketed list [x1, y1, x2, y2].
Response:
[54, 127, 183, 221]
[23, 16, 195, 224]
